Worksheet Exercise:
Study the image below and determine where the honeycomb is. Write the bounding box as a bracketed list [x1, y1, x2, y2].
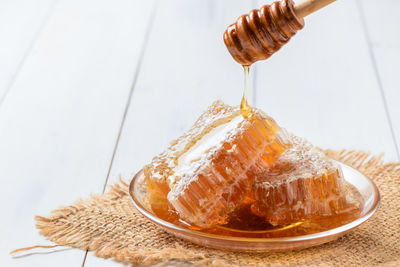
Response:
[250, 135, 360, 226]
[144, 100, 290, 227]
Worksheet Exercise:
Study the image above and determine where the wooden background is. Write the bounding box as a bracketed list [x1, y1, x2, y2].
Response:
[1, 0, 399, 266]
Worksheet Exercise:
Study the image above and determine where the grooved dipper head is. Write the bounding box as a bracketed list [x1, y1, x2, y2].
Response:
[223, 0, 304, 66]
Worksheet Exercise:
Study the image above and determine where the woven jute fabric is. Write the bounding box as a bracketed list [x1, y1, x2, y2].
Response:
[33, 150, 400, 266]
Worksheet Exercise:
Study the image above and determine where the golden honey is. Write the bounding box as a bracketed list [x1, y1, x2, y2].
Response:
[250, 135, 361, 226]
[148, 189, 362, 239]
[145, 100, 361, 232]
[145, 101, 290, 227]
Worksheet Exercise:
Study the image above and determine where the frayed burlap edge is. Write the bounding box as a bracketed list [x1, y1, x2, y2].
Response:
[29, 150, 400, 266]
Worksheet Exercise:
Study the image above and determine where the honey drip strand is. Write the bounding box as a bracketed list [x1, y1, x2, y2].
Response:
[240, 66, 251, 116]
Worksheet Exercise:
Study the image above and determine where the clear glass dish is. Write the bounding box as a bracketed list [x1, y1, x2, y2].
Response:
[129, 161, 380, 252]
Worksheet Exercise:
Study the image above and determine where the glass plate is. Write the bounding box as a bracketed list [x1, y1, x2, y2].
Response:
[129, 161, 380, 252]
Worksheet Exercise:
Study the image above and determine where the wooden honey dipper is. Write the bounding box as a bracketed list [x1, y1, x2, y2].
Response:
[223, 0, 336, 66]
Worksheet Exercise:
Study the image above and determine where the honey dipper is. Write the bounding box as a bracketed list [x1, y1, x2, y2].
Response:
[223, 0, 336, 66]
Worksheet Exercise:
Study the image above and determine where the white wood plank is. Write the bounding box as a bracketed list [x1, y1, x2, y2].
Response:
[366, 48, 400, 159]
[0, 0, 154, 266]
[85, 1, 399, 266]
[360, 0, 400, 160]
[254, 0, 398, 161]
[359, 0, 400, 46]
[106, 0, 258, 179]
[0, 0, 55, 104]
[84, 1, 257, 266]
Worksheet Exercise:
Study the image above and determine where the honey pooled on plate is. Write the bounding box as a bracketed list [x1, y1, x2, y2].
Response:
[144, 100, 290, 227]
[250, 135, 361, 226]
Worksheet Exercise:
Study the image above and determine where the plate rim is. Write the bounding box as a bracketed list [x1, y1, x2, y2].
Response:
[129, 161, 380, 243]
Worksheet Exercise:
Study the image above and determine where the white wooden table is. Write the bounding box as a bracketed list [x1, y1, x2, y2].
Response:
[1, 0, 399, 266]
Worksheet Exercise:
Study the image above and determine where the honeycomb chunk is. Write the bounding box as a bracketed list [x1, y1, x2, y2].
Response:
[144, 100, 290, 227]
[250, 135, 360, 226]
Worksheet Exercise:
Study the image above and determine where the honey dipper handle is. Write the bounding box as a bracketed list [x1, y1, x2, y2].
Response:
[294, 0, 336, 18]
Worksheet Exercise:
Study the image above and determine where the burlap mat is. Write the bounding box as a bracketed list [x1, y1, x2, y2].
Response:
[30, 150, 399, 266]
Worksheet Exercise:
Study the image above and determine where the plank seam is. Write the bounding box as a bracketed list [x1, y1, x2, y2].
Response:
[356, 0, 400, 161]
[82, 1, 158, 266]
[81, 1, 157, 267]
[101, 1, 158, 195]
[81, 249, 88, 267]
[0, 0, 59, 110]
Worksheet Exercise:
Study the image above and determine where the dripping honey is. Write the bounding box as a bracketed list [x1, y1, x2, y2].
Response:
[240, 66, 251, 117]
